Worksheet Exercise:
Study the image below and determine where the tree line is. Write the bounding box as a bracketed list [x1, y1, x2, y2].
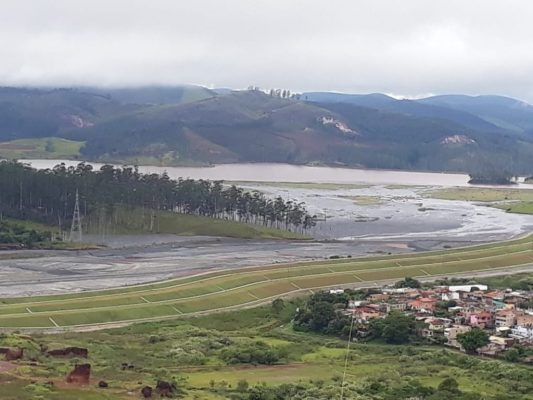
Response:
[0, 161, 316, 233]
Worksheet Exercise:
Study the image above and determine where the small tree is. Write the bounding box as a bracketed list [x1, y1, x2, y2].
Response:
[437, 377, 460, 394]
[370, 311, 415, 344]
[309, 301, 336, 331]
[457, 328, 489, 353]
[394, 277, 421, 288]
[504, 348, 521, 362]
[272, 298, 285, 314]
[236, 379, 249, 392]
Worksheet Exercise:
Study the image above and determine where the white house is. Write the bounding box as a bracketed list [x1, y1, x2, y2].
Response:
[510, 326, 533, 340]
[448, 284, 488, 292]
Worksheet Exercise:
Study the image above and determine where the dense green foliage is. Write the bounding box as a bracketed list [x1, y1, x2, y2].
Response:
[0, 220, 50, 246]
[0, 161, 315, 233]
[293, 291, 418, 344]
[293, 292, 351, 336]
[468, 168, 515, 185]
[4, 87, 533, 172]
[394, 276, 422, 288]
[220, 341, 281, 365]
[1, 301, 532, 400]
[368, 312, 417, 344]
[457, 328, 490, 353]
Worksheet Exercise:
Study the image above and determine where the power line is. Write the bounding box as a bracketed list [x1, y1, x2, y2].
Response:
[69, 189, 82, 242]
[340, 311, 355, 400]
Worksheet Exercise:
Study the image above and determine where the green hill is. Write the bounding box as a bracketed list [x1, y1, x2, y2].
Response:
[0, 137, 84, 159]
[84, 84, 216, 105]
[84, 206, 308, 240]
[3, 86, 533, 173]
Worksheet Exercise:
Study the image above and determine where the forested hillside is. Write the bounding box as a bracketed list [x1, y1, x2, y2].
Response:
[2, 86, 533, 173]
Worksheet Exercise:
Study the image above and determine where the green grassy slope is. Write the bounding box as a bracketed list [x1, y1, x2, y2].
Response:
[0, 235, 532, 328]
[0, 304, 531, 400]
[425, 187, 533, 215]
[0, 137, 84, 159]
[84, 206, 308, 240]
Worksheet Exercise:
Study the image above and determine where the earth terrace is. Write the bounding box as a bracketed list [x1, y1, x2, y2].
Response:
[0, 235, 532, 330]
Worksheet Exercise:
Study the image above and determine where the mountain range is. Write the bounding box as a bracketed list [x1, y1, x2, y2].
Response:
[2, 85, 533, 173]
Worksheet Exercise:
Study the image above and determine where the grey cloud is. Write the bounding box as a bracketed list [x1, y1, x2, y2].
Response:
[1, 0, 533, 101]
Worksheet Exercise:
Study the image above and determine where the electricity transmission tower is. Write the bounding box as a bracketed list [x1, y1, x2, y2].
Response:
[69, 189, 82, 242]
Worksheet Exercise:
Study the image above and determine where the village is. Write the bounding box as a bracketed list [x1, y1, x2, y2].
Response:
[342, 279, 533, 359]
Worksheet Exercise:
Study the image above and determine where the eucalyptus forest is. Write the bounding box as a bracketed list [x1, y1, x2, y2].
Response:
[0, 161, 316, 242]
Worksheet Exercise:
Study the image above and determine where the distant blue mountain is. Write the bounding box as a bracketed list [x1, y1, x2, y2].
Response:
[302, 92, 396, 108]
[303, 92, 505, 133]
[418, 95, 533, 134]
[3, 86, 533, 173]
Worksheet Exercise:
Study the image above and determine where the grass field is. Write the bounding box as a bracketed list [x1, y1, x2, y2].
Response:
[228, 181, 370, 190]
[1, 234, 533, 329]
[83, 206, 308, 240]
[1, 304, 531, 400]
[496, 201, 533, 215]
[424, 187, 533, 202]
[0, 137, 84, 159]
[424, 186, 533, 215]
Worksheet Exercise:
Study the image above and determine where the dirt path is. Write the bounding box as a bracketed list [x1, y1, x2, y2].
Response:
[0, 360, 17, 373]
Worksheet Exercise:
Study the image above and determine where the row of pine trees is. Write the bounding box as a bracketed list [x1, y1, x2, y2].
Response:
[0, 161, 316, 233]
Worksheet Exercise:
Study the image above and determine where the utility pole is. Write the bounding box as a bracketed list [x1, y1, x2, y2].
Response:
[69, 189, 82, 242]
[19, 181, 23, 211]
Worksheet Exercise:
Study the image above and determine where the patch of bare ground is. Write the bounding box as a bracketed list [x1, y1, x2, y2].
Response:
[0, 360, 17, 373]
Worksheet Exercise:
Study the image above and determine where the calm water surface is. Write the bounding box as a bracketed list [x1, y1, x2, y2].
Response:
[23, 160, 533, 187]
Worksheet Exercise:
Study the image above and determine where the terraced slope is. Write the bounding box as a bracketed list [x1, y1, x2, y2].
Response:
[0, 235, 532, 329]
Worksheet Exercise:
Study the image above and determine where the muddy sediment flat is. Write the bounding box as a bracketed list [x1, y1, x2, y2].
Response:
[0, 235, 484, 297]
[2, 160, 533, 297]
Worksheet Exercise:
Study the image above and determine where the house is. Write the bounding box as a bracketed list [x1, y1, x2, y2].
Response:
[517, 314, 533, 328]
[510, 326, 533, 341]
[442, 291, 460, 301]
[489, 335, 515, 347]
[445, 325, 471, 348]
[469, 311, 494, 328]
[491, 299, 508, 309]
[483, 291, 505, 302]
[409, 298, 437, 312]
[348, 300, 365, 309]
[495, 309, 521, 328]
[504, 292, 528, 307]
[422, 318, 451, 338]
[448, 306, 463, 313]
[478, 336, 514, 355]
[384, 302, 407, 312]
[368, 293, 390, 302]
[354, 306, 384, 322]
[449, 284, 488, 292]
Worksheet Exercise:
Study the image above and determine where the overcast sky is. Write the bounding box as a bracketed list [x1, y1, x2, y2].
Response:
[2, 0, 533, 100]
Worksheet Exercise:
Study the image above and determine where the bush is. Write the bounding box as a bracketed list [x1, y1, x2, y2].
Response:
[236, 379, 249, 392]
[437, 377, 460, 394]
[220, 342, 280, 365]
[394, 277, 421, 288]
[369, 312, 416, 344]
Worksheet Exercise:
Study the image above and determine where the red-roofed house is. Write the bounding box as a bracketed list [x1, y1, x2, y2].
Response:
[470, 311, 494, 328]
[409, 298, 437, 312]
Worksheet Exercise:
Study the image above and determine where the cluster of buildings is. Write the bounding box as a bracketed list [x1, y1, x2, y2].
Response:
[341, 283, 533, 357]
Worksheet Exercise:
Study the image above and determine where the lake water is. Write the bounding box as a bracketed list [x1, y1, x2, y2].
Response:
[21, 159, 533, 243]
[23, 159, 532, 188]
